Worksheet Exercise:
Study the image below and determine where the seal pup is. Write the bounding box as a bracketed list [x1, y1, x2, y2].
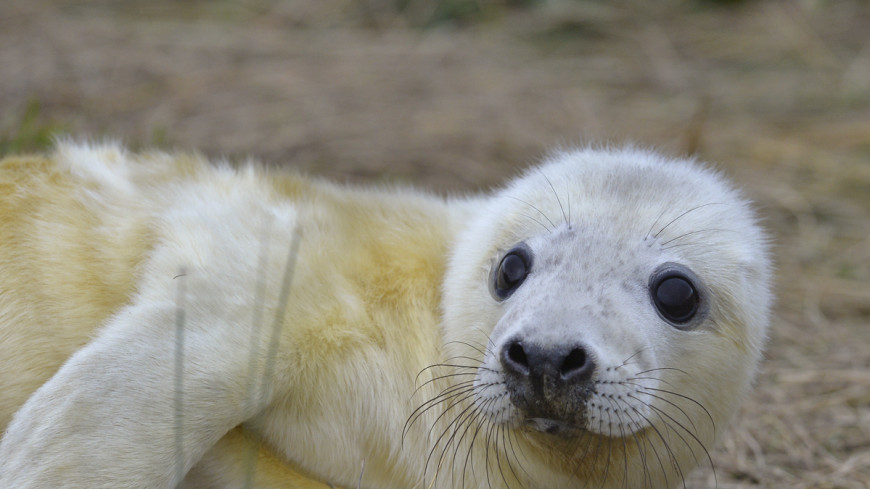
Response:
[0, 141, 771, 488]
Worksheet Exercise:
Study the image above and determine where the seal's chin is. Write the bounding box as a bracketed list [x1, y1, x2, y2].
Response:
[524, 417, 583, 437]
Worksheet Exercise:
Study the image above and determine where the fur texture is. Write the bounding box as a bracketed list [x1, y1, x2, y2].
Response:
[0, 142, 771, 488]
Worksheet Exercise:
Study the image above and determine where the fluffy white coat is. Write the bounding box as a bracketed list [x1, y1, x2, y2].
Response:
[0, 142, 771, 488]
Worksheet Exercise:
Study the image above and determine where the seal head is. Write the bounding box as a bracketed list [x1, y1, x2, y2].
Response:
[436, 147, 771, 488]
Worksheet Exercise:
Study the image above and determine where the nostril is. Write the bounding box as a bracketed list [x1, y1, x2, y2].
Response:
[560, 347, 594, 381]
[502, 341, 530, 376]
[508, 343, 528, 367]
[560, 348, 585, 374]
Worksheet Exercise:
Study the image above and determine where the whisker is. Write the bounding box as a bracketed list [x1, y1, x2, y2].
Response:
[659, 228, 732, 247]
[449, 394, 496, 484]
[518, 212, 554, 234]
[619, 348, 649, 369]
[646, 207, 670, 240]
[566, 182, 572, 228]
[540, 171, 568, 228]
[631, 385, 716, 433]
[624, 404, 670, 489]
[412, 371, 479, 398]
[603, 395, 630, 489]
[504, 419, 531, 482]
[406, 382, 474, 437]
[632, 366, 691, 378]
[457, 393, 499, 489]
[493, 424, 514, 489]
[641, 400, 715, 473]
[405, 381, 476, 440]
[633, 389, 699, 435]
[482, 412, 497, 489]
[507, 196, 556, 231]
[471, 327, 499, 356]
[445, 339, 488, 357]
[414, 362, 479, 386]
[462, 397, 494, 489]
[424, 389, 481, 479]
[623, 409, 655, 489]
[625, 403, 687, 489]
[436, 394, 487, 487]
[652, 203, 725, 239]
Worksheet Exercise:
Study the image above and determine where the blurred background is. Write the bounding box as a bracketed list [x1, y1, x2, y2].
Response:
[1, 0, 868, 487]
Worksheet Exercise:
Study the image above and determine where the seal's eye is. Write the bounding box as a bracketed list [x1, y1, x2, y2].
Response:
[651, 271, 699, 324]
[494, 246, 532, 300]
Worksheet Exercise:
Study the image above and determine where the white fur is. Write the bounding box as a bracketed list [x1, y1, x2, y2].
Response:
[0, 143, 771, 489]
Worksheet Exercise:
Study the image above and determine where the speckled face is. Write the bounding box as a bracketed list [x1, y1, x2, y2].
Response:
[436, 147, 771, 488]
[474, 222, 684, 437]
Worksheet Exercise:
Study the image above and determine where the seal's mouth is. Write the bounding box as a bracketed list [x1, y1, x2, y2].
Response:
[525, 417, 583, 437]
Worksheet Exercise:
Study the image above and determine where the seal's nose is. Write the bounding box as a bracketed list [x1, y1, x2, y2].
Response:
[501, 340, 595, 385]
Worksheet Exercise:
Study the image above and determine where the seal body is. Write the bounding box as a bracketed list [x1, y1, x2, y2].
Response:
[0, 142, 771, 489]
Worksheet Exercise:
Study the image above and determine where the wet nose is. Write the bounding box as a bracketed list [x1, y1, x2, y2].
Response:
[500, 339, 595, 385]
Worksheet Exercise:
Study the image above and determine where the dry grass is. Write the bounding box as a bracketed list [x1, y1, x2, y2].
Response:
[1, 0, 869, 487]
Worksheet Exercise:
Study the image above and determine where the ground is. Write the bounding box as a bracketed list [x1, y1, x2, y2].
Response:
[1, 0, 868, 487]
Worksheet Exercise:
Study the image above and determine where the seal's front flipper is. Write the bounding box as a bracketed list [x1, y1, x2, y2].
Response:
[0, 294, 278, 488]
[0, 222, 302, 488]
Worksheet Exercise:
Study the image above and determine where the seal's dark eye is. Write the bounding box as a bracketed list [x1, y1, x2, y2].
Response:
[494, 246, 532, 300]
[651, 271, 699, 324]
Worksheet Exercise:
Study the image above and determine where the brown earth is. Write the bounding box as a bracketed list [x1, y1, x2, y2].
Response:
[1, 0, 869, 487]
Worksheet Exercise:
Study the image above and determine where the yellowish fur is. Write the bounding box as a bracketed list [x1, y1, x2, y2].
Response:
[0, 143, 463, 487]
[0, 142, 771, 489]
